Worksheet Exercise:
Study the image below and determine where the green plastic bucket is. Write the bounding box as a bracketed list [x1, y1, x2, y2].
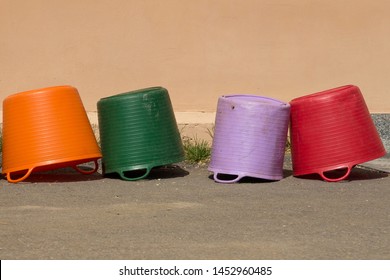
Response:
[97, 86, 184, 180]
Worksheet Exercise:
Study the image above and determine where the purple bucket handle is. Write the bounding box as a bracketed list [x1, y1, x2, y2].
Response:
[213, 173, 245, 184]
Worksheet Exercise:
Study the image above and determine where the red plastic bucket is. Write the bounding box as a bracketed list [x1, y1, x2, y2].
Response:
[290, 85, 386, 182]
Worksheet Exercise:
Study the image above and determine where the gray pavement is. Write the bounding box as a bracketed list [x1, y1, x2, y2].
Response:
[0, 159, 389, 260]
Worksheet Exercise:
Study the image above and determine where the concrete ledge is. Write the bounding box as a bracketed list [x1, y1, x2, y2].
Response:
[86, 111, 215, 125]
[175, 112, 215, 143]
[371, 114, 390, 153]
[86, 111, 216, 143]
[0, 111, 388, 148]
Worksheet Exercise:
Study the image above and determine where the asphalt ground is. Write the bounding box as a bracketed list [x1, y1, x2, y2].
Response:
[0, 157, 389, 260]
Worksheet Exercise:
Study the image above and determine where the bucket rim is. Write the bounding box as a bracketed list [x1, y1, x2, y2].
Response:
[290, 84, 356, 103]
[292, 149, 386, 180]
[102, 156, 184, 179]
[98, 86, 166, 103]
[221, 94, 290, 108]
[208, 167, 284, 182]
[5, 85, 76, 100]
[2, 153, 102, 176]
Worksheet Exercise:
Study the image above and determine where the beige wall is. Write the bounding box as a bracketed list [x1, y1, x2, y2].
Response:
[1, 0, 390, 116]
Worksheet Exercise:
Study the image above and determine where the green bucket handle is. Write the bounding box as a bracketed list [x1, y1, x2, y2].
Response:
[118, 167, 152, 181]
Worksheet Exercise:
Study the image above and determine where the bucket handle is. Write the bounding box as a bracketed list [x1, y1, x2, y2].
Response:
[7, 168, 35, 183]
[320, 166, 353, 182]
[213, 173, 244, 184]
[119, 167, 151, 181]
[72, 160, 99, 175]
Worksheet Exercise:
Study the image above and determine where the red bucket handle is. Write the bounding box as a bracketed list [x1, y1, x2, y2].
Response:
[72, 160, 99, 175]
[320, 166, 353, 182]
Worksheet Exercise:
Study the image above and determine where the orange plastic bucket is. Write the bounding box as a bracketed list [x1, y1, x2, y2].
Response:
[2, 85, 102, 183]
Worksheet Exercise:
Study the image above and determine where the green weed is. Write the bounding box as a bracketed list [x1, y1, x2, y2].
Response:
[182, 136, 211, 165]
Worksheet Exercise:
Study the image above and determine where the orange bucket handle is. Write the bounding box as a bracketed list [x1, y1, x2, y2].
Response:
[7, 168, 35, 183]
[72, 160, 99, 175]
[319, 165, 353, 182]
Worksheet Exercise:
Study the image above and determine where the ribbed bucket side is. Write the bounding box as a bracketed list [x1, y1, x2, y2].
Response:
[97, 87, 184, 180]
[2, 86, 102, 182]
[290, 85, 385, 180]
[209, 95, 290, 182]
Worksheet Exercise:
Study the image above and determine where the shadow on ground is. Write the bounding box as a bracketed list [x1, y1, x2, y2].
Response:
[104, 164, 189, 181]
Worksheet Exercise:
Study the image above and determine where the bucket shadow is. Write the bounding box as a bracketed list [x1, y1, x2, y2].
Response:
[3, 166, 103, 183]
[296, 167, 388, 182]
[104, 164, 189, 181]
[208, 169, 293, 184]
[146, 165, 189, 180]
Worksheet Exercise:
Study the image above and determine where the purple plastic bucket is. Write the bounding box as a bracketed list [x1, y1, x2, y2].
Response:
[208, 95, 291, 183]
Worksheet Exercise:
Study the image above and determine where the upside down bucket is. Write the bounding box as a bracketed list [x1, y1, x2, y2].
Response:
[97, 86, 184, 181]
[2, 86, 102, 183]
[208, 95, 291, 183]
[290, 85, 386, 182]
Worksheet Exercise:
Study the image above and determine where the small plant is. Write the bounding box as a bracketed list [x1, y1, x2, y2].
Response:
[285, 137, 291, 152]
[206, 124, 215, 139]
[182, 135, 211, 165]
[90, 123, 100, 147]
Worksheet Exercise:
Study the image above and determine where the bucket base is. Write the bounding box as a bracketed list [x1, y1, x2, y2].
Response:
[208, 168, 283, 183]
[3, 154, 102, 183]
[292, 150, 386, 182]
[103, 156, 184, 181]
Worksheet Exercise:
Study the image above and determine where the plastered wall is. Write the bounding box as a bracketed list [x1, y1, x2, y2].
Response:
[1, 0, 390, 115]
